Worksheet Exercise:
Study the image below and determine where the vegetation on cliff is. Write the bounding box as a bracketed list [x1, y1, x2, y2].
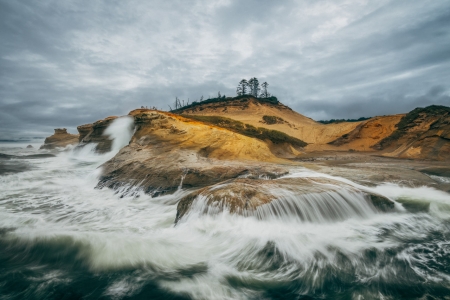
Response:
[171, 95, 280, 113]
[181, 115, 307, 147]
[318, 117, 371, 124]
[262, 115, 286, 125]
[170, 78, 275, 112]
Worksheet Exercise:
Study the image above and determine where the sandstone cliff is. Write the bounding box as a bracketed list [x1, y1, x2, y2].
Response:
[97, 110, 292, 197]
[373, 105, 450, 160]
[77, 116, 118, 153]
[326, 114, 404, 151]
[40, 128, 79, 149]
[176, 97, 450, 160]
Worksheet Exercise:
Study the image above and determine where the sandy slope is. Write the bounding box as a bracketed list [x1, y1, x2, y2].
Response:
[178, 97, 361, 146]
[325, 114, 405, 151]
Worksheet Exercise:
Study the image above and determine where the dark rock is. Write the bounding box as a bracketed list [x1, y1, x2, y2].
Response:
[368, 194, 395, 212]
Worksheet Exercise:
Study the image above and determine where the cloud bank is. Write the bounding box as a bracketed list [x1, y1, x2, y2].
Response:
[1, 0, 449, 138]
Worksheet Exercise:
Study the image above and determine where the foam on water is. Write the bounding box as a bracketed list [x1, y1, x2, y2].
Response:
[1, 119, 450, 299]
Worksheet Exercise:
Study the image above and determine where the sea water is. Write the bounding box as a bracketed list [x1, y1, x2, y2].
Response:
[1, 118, 450, 299]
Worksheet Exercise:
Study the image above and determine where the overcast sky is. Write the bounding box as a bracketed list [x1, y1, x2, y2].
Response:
[1, 0, 450, 139]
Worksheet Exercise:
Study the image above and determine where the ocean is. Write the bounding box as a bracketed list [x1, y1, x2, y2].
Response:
[1, 125, 450, 299]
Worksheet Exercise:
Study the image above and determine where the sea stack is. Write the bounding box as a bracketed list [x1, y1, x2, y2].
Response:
[40, 128, 79, 150]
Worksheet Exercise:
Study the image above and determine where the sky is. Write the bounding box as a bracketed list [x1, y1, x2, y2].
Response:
[1, 0, 450, 139]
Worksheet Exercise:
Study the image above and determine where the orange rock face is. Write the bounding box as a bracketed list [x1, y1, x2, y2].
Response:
[76, 116, 118, 153]
[40, 128, 79, 150]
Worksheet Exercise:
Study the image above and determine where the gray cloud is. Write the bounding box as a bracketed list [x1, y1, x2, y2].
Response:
[1, 0, 449, 139]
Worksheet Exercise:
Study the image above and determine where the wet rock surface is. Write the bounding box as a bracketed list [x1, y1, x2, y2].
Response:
[175, 177, 395, 223]
[77, 116, 118, 153]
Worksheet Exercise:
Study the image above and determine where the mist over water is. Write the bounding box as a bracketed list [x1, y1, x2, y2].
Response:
[1, 119, 450, 299]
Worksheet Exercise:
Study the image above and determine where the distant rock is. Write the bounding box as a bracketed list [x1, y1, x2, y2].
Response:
[77, 116, 117, 153]
[26, 145, 33, 148]
[40, 128, 79, 150]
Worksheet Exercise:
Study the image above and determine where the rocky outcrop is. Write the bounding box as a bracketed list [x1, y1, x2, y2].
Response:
[40, 128, 79, 150]
[327, 115, 403, 150]
[77, 116, 118, 153]
[373, 105, 450, 160]
[97, 110, 291, 196]
[175, 177, 395, 223]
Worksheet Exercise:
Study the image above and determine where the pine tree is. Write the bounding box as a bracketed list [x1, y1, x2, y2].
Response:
[261, 82, 270, 98]
[248, 77, 260, 97]
[236, 79, 248, 96]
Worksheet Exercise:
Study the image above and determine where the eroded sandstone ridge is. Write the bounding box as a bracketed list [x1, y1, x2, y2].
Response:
[374, 105, 450, 160]
[97, 110, 291, 196]
[40, 128, 79, 149]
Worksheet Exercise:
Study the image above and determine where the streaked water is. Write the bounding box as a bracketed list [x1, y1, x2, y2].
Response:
[1, 119, 450, 299]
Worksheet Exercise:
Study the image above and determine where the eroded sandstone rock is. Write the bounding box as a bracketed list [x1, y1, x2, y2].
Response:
[77, 116, 118, 153]
[40, 128, 79, 150]
[374, 105, 450, 160]
[97, 110, 291, 196]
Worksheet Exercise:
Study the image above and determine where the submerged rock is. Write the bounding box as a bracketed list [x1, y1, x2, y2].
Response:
[40, 128, 79, 150]
[175, 177, 395, 223]
[26, 145, 33, 149]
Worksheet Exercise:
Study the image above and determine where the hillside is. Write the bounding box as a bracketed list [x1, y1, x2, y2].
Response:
[176, 96, 362, 146]
[326, 114, 405, 151]
[374, 105, 450, 160]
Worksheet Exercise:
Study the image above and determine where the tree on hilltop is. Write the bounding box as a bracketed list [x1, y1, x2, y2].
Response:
[248, 77, 260, 97]
[261, 82, 270, 98]
[236, 79, 248, 96]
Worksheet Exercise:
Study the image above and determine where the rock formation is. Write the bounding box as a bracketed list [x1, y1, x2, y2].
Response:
[38, 98, 449, 225]
[77, 116, 118, 153]
[373, 105, 450, 160]
[175, 177, 395, 223]
[97, 109, 291, 196]
[327, 115, 404, 151]
[93, 108, 398, 224]
[40, 128, 79, 150]
[177, 98, 450, 160]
